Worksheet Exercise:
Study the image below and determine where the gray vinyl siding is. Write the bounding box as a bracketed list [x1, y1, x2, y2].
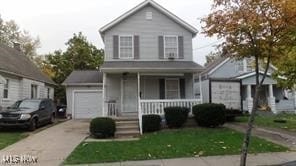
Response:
[104, 5, 193, 61]
[241, 75, 277, 85]
[105, 74, 122, 108]
[210, 60, 239, 78]
[65, 86, 102, 116]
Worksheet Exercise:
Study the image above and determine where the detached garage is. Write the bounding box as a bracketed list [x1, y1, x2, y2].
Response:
[63, 70, 103, 119]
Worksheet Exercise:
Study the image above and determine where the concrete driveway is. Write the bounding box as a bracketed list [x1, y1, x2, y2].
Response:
[0, 120, 89, 166]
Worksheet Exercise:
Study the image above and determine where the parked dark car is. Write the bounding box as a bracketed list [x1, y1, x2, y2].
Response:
[0, 99, 56, 131]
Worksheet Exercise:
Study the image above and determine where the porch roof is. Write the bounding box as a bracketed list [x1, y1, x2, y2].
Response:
[100, 61, 204, 73]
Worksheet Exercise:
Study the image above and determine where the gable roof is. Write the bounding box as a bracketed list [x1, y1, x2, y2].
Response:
[99, 0, 198, 37]
[201, 57, 230, 76]
[0, 44, 55, 85]
[62, 70, 103, 86]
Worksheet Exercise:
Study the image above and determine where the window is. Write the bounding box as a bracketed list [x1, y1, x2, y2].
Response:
[165, 79, 179, 99]
[47, 88, 50, 98]
[146, 11, 152, 20]
[119, 36, 133, 59]
[31, 85, 38, 99]
[246, 58, 253, 72]
[3, 79, 9, 99]
[164, 36, 178, 58]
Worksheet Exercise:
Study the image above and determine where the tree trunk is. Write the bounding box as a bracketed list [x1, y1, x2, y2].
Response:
[240, 85, 261, 166]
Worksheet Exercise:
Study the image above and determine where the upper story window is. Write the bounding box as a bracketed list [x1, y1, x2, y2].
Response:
[164, 36, 178, 59]
[3, 79, 9, 99]
[119, 36, 133, 59]
[237, 58, 253, 73]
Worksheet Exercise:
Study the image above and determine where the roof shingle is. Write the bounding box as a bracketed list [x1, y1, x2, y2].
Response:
[0, 44, 55, 85]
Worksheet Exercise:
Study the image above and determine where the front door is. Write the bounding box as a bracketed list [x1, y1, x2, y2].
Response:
[122, 76, 138, 113]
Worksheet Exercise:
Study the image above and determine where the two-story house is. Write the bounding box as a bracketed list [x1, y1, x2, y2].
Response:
[63, 0, 204, 135]
[195, 57, 296, 114]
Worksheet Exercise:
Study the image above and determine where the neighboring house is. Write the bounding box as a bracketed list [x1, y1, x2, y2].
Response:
[63, 0, 204, 134]
[195, 57, 296, 113]
[0, 44, 55, 109]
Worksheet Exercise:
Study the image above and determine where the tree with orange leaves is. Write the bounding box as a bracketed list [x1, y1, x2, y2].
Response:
[202, 0, 296, 165]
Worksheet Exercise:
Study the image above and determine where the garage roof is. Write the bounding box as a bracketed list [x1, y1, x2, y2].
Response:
[63, 70, 103, 85]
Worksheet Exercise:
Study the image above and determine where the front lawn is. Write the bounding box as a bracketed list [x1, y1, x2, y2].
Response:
[0, 132, 28, 150]
[65, 128, 288, 164]
[236, 113, 296, 132]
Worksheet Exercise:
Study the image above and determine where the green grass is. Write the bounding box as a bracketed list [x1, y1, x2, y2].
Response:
[65, 128, 288, 164]
[236, 113, 296, 132]
[0, 132, 28, 150]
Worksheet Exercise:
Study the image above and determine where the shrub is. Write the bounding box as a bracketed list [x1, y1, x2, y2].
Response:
[225, 108, 243, 121]
[90, 117, 116, 138]
[192, 103, 226, 127]
[142, 114, 162, 133]
[164, 107, 189, 128]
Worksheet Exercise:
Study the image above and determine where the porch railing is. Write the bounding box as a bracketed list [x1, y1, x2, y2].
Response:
[107, 101, 118, 117]
[140, 99, 202, 115]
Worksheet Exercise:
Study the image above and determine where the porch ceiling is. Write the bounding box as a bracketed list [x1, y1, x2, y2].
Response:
[100, 61, 204, 73]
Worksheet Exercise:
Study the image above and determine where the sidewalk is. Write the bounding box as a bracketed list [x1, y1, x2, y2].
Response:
[225, 123, 296, 151]
[65, 152, 296, 166]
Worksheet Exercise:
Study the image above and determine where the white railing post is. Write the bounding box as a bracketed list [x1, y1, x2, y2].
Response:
[137, 73, 143, 134]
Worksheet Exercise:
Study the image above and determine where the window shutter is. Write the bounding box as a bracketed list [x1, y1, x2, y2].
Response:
[159, 79, 165, 99]
[134, 35, 140, 59]
[180, 78, 185, 99]
[158, 36, 164, 59]
[178, 36, 184, 59]
[113, 35, 119, 59]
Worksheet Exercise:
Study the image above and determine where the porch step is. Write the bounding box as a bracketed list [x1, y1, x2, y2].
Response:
[114, 117, 140, 138]
[115, 130, 140, 138]
[114, 116, 138, 121]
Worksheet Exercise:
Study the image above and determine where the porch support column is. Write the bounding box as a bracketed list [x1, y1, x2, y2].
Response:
[137, 72, 142, 134]
[102, 73, 106, 117]
[268, 84, 276, 113]
[0, 83, 3, 110]
[199, 75, 203, 103]
[293, 90, 296, 113]
[246, 85, 253, 113]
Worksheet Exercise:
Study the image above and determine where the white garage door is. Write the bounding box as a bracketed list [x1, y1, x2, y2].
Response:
[74, 91, 102, 119]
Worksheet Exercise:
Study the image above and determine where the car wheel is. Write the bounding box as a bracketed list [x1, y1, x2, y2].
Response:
[29, 119, 37, 131]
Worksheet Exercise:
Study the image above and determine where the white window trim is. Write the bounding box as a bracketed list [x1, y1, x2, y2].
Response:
[165, 78, 180, 99]
[164, 35, 178, 59]
[3, 79, 9, 99]
[31, 84, 39, 99]
[119, 35, 134, 59]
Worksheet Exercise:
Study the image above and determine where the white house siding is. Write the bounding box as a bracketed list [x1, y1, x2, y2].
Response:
[0, 72, 54, 108]
[201, 80, 210, 103]
[65, 86, 102, 116]
[0, 73, 21, 108]
[104, 5, 193, 61]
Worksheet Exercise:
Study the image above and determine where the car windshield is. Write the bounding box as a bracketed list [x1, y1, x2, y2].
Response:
[18, 100, 41, 109]
[9, 100, 22, 109]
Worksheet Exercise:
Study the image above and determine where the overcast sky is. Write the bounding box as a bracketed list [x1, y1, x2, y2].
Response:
[0, 0, 218, 65]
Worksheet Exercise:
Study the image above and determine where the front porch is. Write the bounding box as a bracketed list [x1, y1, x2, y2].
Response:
[103, 72, 202, 117]
[242, 84, 296, 113]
